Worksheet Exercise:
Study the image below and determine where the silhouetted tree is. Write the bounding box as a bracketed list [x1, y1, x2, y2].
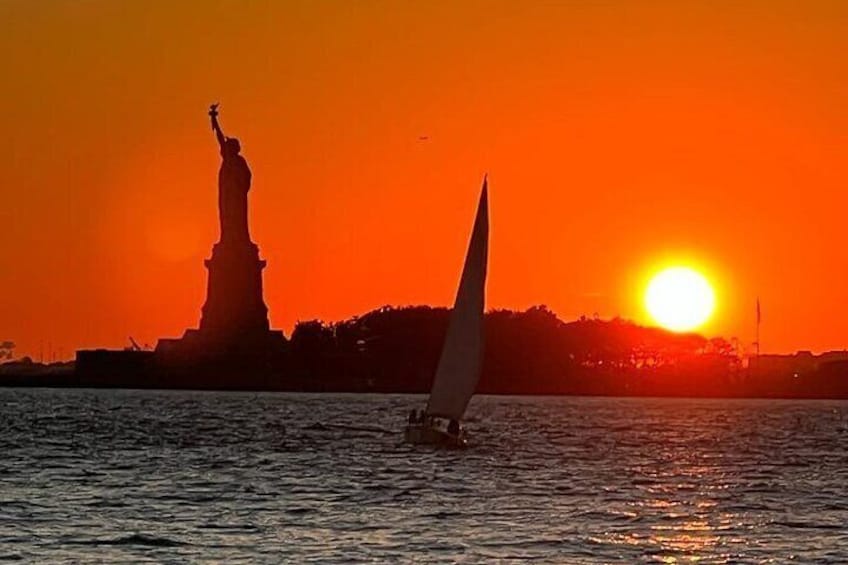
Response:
[0, 341, 14, 361]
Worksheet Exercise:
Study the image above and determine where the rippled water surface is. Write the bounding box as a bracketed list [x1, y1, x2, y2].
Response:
[2, 389, 848, 563]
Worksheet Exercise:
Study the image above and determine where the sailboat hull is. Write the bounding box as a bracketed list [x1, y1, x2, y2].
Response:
[404, 424, 467, 448]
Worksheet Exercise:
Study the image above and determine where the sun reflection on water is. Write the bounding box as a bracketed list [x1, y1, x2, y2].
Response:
[605, 454, 741, 562]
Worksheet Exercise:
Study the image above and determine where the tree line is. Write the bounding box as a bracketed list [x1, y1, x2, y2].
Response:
[286, 305, 745, 395]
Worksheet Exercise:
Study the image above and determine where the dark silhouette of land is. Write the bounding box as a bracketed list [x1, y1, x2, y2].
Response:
[279, 305, 848, 398]
[3, 305, 848, 398]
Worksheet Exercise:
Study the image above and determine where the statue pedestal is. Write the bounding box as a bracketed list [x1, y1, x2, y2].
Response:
[155, 238, 287, 370]
[200, 240, 270, 340]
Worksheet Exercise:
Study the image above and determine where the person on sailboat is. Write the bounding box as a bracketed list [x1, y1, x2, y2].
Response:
[447, 419, 460, 437]
[408, 409, 418, 424]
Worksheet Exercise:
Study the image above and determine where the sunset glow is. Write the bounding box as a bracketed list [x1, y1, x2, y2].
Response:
[645, 267, 715, 333]
[2, 2, 847, 357]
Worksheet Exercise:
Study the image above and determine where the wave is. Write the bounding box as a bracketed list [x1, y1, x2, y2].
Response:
[285, 507, 316, 515]
[305, 422, 396, 434]
[198, 524, 260, 532]
[775, 520, 845, 531]
[67, 533, 186, 547]
[423, 510, 462, 519]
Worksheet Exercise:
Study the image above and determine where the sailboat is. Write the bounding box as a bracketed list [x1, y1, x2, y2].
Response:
[404, 176, 489, 447]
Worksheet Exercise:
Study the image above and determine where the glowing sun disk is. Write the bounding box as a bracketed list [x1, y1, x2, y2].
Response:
[645, 266, 715, 332]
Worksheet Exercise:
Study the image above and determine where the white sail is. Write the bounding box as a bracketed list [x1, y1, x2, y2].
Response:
[426, 177, 489, 421]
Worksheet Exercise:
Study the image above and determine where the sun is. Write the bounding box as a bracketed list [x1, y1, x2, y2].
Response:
[645, 266, 715, 332]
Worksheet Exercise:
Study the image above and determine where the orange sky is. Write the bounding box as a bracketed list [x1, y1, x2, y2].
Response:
[1, 1, 846, 359]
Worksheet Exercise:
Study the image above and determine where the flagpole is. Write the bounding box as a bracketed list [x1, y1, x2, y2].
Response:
[756, 297, 761, 360]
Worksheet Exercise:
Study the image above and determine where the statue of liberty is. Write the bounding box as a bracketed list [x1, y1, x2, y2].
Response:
[209, 104, 251, 244]
[151, 104, 283, 358]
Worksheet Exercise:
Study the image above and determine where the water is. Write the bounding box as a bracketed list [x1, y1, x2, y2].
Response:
[1, 389, 847, 563]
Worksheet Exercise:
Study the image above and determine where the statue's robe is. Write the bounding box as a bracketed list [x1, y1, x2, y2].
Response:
[218, 153, 252, 243]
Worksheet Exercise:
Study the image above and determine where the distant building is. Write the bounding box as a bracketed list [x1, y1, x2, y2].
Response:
[756, 350, 848, 378]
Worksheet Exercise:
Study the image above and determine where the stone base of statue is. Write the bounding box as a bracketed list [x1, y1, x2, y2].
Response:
[154, 238, 287, 374]
[200, 239, 271, 339]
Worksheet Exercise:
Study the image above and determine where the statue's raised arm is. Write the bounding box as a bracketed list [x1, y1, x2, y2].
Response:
[209, 103, 226, 150]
